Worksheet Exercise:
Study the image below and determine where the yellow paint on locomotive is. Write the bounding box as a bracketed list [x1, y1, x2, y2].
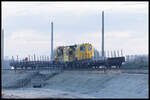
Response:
[63, 47, 69, 61]
[76, 43, 93, 60]
[55, 43, 94, 62]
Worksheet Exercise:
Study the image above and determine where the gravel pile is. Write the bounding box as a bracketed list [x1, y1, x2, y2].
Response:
[2, 70, 148, 98]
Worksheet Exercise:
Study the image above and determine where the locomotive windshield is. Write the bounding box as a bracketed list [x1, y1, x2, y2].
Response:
[88, 46, 92, 51]
[80, 46, 86, 51]
[69, 50, 73, 55]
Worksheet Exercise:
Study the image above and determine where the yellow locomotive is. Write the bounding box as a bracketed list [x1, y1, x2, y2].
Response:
[55, 43, 94, 62]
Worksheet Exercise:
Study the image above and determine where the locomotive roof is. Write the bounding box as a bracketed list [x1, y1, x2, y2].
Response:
[56, 43, 92, 49]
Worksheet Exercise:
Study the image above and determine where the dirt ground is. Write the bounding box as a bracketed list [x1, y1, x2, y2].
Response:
[2, 69, 149, 98]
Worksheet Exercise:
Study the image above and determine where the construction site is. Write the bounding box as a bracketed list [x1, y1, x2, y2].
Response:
[1, 11, 148, 99]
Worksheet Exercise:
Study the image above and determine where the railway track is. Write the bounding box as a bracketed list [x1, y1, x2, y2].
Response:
[2, 67, 148, 74]
[9, 57, 125, 70]
[8, 56, 148, 74]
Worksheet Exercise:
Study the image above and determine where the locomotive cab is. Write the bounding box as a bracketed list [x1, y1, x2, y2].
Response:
[77, 43, 93, 60]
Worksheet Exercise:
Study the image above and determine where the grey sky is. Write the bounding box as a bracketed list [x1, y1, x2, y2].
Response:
[2, 2, 148, 59]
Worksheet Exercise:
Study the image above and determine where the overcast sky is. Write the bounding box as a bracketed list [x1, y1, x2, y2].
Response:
[2, 1, 148, 59]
